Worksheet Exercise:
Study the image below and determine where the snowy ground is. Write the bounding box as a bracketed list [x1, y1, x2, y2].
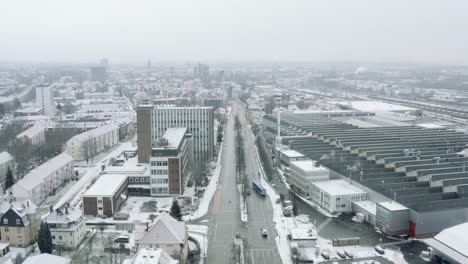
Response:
[237, 185, 248, 222]
[85, 196, 174, 224]
[183, 142, 224, 221]
[54, 140, 134, 210]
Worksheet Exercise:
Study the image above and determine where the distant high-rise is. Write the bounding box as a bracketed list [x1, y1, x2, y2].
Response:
[90, 66, 106, 83]
[36, 83, 55, 117]
[137, 105, 214, 163]
[147, 59, 151, 69]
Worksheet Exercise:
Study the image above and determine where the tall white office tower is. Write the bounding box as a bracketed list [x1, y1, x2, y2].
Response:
[36, 83, 55, 117]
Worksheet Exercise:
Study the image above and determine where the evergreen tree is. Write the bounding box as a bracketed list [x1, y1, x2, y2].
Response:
[292, 195, 298, 216]
[38, 222, 53, 253]
[170, 199, 182, 221]
[4, 166, 14, 193]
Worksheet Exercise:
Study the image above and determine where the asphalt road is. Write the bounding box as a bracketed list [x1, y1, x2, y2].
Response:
[206, 102, 281, 264]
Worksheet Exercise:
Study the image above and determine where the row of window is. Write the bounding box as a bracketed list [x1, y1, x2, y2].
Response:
[150, 161, 168, 166]
[129, 177, 150, 183]
[151, 178, 169, 184]
[151, 170, 168, 175]
[151, 187, 168, 194]
[3, 219, 21, 225]
[4, 227, 21, 232]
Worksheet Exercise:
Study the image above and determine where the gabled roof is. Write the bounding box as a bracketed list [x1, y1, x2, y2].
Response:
[0, 151, 14, 164]
[14, 152, 73, 191]
[23, 253, 71, 264]
[138, 213, 186, 245]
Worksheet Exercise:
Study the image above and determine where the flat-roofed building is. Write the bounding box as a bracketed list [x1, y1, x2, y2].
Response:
[149, 128, 191, 196]
[376, 201, 409, 236]
[289, 160, 329, 196]
[137, 105, 213, 163]
[82, 174, 128, 217]
[310, 180, 368, 214]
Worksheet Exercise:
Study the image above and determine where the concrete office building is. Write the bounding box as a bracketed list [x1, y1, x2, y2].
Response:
[149, 128, 191, 196]
[36, 84, 55, 117]
[82, 174, 128, 217]
[310, 180, 368, 214]
[289, 160, 329, 196]
[137, 105, 213, 163]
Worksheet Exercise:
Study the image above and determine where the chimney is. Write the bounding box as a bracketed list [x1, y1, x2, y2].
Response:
[145, 221, 149, 231]
[65, 206, 69, 215]
[314, 160, 320, 167]
[49, 205, 53, 213]
[26, 201, 29, 207]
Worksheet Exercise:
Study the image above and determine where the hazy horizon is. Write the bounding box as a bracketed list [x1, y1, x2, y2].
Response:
[1, 0, 468, 65]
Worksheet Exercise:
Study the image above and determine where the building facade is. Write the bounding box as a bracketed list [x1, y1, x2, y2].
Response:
[82, 174, 128, 217]
[0, 200, 40, 247]
[36, 84, 55, 117]
[65, 123, 119, 162]
[137, 213, 188, 263]
[289, 160, 329, 196]
[9, 153, 74, 205]
[46, 205, 86, 249]
[149, 128, 191, 196]
[310, 180, 368, 214]
[16, 124, 46, 145]
[137, 105, 213, 163]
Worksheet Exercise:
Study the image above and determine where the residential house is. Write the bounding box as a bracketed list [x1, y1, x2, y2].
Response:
[137, 213, 188, 263]
[23, 253, 71, 264]
[8, 153, 74, 205]
[0, 199, 40, 247]
[45, 205, 87, 249]
[123, 248, 178, 264]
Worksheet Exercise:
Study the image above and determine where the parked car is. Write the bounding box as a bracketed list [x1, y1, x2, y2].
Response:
[375, 246, 385, 255]
[261, 228, 268, 237]
[337, 250, 347, 259]
[321, 251, 330, 260]
[344, 250, 354, 258]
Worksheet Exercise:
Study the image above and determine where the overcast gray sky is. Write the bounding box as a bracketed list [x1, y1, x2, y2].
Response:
[1, 0, 467, 64]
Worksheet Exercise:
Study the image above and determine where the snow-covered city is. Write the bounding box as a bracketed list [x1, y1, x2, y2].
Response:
[0, 1, 468, 264]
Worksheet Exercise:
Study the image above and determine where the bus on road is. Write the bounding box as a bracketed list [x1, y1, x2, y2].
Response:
[252, 181, 266, 196]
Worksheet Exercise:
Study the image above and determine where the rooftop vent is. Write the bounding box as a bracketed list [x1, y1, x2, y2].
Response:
[156, 138, 169, 147]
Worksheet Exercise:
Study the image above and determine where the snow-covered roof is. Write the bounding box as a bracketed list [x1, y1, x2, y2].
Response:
[0, 199, 37, 217]
[129, 248, 178, 264]
[378, 201, 408, 211]
[138, 213, 186, 245]
[15, 153, 73, 192]
[290, 160, 328, 173]
[280, 149, 305, 158]
[69, 123, 119, 143]
[16, 124, 44, 139]
[104, 157, 149, 175]
[336, 100, 416, 112]
[424, 222, 468, 263]
[162, 128, 187, 149]
[23, 253, 71, 264]
[84, 174, 127, 197]
[312, 180, 367, 196]
[46, 206, 83, 225]
[0, 151, 14, 164]
[353, 200, 377, 215]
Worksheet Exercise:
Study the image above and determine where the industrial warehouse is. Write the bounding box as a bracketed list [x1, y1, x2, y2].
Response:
[264, 110, 468, 238]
